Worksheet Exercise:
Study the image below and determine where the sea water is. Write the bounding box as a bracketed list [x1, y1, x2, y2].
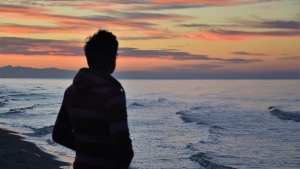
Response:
[0, 79, 299, 169]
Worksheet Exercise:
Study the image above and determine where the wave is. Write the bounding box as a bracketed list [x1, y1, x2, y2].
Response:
[128, 102, 144, 108]
[0, 96, 9, 106]
[176, 107, 226, 135]
[46, 138, 56, 145]
[157, 98, 168, 103]
[30, 86, 46, 91]
[268, 106, 300, 122]
[28, 125, 54, 136]
[6, 104, 39, 114]
[128, 98, 170, 109]
[190, 152, 236, 169]
[0, 101, 5, 107]
[8, 93, 40, 97]
[175, 110, 191, 123]
[175, 106, 208, 123]
[149, 98, 169, 105]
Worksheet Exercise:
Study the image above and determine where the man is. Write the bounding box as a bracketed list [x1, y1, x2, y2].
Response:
[52, 29, 134, 169]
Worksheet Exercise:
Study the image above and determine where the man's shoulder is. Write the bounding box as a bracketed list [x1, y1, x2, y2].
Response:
[65, 85, 74, 92]
[106, 84, 125, 96]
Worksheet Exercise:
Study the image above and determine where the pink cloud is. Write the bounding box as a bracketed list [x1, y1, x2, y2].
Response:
[152, 0, 281, 6]
[183, 29, 300, 42]
[72, 3, 131, 11]
[0, 4, 185, 36]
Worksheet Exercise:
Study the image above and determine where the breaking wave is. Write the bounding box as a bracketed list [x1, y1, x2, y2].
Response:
[0, 101, 5, 107]
[128, 102, 144, 108]
[28, 125, 54, 136]
[46, 138, 56, 146]
[0, 96, 9, 107]
[268, 106, 300, 122]
[175, 109, 192, 122]
[128, 98, 170, 109]
[8, 93, 37, 97]
[157, 98, 168, 103]
[6, 104, 39, 114]
[190, 152, 236, 169]
[175, 106, 209, 123]
[31, 86, 46, 91]
[149, 98, 169, 105]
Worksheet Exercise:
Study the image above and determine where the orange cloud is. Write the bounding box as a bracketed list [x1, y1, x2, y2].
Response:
[184, 29, 300, 42]
[0, 25, 66, 34]
[73, 3, 130, 11]
[0, 4, 54, 21]
[0, 4, 161, 34]
[153, 0, 281, 6]
[1, 3, 195, 43]
[0, 24, 93, 35]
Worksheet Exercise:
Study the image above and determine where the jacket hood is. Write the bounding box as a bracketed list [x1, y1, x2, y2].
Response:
[72, 68, 122, 94]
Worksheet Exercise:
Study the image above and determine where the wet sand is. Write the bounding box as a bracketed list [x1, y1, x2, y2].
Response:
[0, 128, 70, 169]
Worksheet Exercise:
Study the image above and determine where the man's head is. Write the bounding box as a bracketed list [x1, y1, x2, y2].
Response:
[84, 29, 118, 73]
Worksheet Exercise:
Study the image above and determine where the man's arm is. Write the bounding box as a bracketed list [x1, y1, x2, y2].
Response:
[52, 91, 75, 150]
[106, 91, 134, 166]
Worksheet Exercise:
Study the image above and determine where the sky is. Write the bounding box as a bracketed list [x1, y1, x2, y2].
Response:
[0, 0, 299, 78]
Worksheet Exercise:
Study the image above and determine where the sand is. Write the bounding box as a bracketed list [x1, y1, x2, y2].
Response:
[0, 128, 71, 169]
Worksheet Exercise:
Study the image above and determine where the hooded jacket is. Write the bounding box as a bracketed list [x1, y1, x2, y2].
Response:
[53, 68, 134, 169]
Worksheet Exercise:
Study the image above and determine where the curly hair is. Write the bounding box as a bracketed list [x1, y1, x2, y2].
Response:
[84, 29, 118, 72]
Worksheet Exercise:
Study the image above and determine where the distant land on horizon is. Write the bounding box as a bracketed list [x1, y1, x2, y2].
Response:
[0, 65, 299, 79]
[0, 65, 76, 79]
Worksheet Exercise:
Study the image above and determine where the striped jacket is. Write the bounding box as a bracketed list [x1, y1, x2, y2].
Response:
[52, 68, 134, 169]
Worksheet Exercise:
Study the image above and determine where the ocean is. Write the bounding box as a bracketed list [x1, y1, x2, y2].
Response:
[0, 78, 299, 169]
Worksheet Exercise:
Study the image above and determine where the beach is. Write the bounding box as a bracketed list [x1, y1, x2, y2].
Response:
[0, 128, 70, 169]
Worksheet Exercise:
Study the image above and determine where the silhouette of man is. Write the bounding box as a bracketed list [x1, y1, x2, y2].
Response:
[52, 29, 134, 169]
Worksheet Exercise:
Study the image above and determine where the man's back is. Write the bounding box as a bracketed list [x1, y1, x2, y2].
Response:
[53, 68, 134, 169]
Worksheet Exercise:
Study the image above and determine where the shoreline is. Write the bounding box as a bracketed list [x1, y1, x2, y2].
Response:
[0, 128, 71, 169]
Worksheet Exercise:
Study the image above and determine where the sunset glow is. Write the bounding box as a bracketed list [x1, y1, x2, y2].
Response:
[0, 0, 299, 78]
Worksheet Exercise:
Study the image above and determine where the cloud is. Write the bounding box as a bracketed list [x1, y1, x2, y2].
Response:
[0, 37, 83, 56]
[0, 3, 29, 9]
[119, 36, 169, 40]
[0, 15, 157, 35]
[152, 0, 282, 6]
[153, 64, 223, 73]
[119, 47, 212, 60]
[133, 4, 208, 10]
[178, 23, 238, 28]
[0, 3, 52, 16]
[5, 0, 281, 6]
[1, 37, 211, 59]
[258, 20, 300, 29]
[0, 37, 263, 64]
[179, 19, 300, 30]
[115, 11, 192, 21]
[277, 56, 300, 60]
[4, 1, 295, 44]
[238, 20, 300, 30]
[210, 28, 299, 36]
[70, 2, 209, 12]
[0, 2, 193, 36]
[119, 47, 263, 63]
[0, 4, 89, 29]
[179, 18, 300, 41]
[231, 51, 266, 56]
[2, 0, 283, 12]
[184, 29, 299, 42]
[0, 24, 91, 34]
[222, 58, 263, 63]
